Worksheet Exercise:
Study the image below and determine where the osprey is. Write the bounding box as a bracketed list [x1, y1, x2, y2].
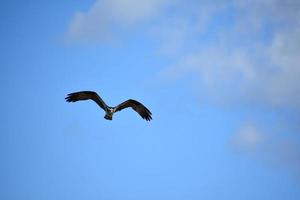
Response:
[65, 91, 152, 121]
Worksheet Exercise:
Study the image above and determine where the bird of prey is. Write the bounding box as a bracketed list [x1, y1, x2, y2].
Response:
[65, 91, 152, 121]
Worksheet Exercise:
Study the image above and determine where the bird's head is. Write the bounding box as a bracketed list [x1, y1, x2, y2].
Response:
[107, 107, 115, 113]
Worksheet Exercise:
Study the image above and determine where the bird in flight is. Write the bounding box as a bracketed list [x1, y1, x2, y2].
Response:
[65, 91, 152, 121]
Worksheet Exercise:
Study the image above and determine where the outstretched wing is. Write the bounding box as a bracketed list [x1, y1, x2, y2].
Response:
[65, 91, 107, 111]
[115, 99, 152, 121]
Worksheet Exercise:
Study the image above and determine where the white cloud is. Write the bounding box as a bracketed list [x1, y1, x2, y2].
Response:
[67, 0, 173, 41]
[155, 0, 300, 109]
[265, 28, 300, 108]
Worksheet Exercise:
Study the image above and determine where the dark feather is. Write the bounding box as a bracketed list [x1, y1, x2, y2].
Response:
[115, 99, 152, 121]
[65, 91, 107, 111]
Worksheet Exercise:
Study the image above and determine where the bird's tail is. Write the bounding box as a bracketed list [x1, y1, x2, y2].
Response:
[104, 114, 112, 120]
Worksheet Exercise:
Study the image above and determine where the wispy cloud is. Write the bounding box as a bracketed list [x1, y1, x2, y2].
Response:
[67, 0, 173, 42]
[232, 124, 265, 155]
[232, 123, 300, 176]
[156, 0, 300, 109]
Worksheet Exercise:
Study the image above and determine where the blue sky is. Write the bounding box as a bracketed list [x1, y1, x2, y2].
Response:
[1, 0, 300, 199]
